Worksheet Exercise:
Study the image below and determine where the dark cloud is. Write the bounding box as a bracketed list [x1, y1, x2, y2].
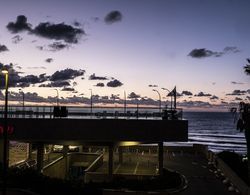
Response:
[148, 84, 158, 87]
[195, 92, 212, 97]
[105, 11, 122, 24]
[18, 75, 40, 84]
[45, 58, 53, 63]
[188, 46, 240, 58]
[50, 68, 85, 81]
[95, 82, 105, 87]
[235, 97, 243, 101]
[89, 73, 107, 80]
[223, 46, 240, 53]
[32, 22, 84, 43]
[188, 48, 221, 58]
[6, 15, 32, 33]
[73, 20, 81, 27]
[0, 45, 9, 53]
[128, 92, 141, 99]
[110, 94, 120, 100]
[107, 79, 123, 87]
[49, 42, 69, 51]
[231, 81, 244, 85]
[39, 81, 70, 88]
[226, 90, 246, 96]
[12, 35, 23, 44]
[210, 95, 219, 100]
[61, 87, 75, 91]
[226, 89, 247, 95]
[181, 90, 193, 96]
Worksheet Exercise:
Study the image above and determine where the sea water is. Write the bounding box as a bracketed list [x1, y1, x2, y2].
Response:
[178, 112, 246, 154]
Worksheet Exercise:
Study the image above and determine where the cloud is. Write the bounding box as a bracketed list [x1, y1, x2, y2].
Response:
[50, 68, 85, 81]
[12, 35, 23, 44]
[128, 92, 141, 99]
[105, 11, 122, 24]
[6, 15, 32, 33]
[0, 45, 9, 53]
[61, 87, 75, 91]
[32, 22, 84, 43]
[27, 66, 46, 69]
[45, 58, 53, 63]
[148, 84, 158, 87]
[210, 95, 219, 100]
[195, 92, 212, 97]
[181, 90, 193, 96]
[188, 48, 222, 58]
[188, 46, 240, 58]
[226, 90, 246, 96]
[231, 81, 244, 85]
[39, 81, 70, 88]
[179, 100, 212, 108]
[223, 46, 240, 53]
[107, 79, 123, 87]
[110, 94, 120, 100]
[49, 42, 69, 51]
[95, 82, 105, 87]
[89, 73, 107, 80]
[37, 42, 70, 52]
[235, 97, 243, 101]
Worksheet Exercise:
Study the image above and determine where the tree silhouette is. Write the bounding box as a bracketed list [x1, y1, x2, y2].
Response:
[235, 59, 250, 183]
[244, 59, 250, 75]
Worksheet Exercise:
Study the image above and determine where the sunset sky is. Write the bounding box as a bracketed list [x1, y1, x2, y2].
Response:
[0, 0, 249, 111]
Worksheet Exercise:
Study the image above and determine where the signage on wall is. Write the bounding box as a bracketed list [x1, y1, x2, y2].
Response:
[0, 125, 14, 135]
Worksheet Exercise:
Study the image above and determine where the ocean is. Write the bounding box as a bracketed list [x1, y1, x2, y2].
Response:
[178, 112, 246, 154]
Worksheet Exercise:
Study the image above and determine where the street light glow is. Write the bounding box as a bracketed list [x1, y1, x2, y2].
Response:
[1, 70, 8, 74]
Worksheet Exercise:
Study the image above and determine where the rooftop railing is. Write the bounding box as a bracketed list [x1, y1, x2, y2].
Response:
[0, 105, 183, 120]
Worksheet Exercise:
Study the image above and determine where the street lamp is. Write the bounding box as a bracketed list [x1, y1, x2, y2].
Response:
[89, 89, 93, 115]
[19, 89, 25, 117]
[124, 91, 127, 115]
[153, 89, 161, 113]
[162, 88, 172, 110]
[2, 68, 9, 195]
[54, 89, 59, 106]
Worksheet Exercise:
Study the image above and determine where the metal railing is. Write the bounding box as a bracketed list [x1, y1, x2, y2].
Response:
[0, 105, 183, 120]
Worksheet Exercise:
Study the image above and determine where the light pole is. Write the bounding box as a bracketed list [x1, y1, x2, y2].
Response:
[2, 68, 9, 195]
[162, 88, 172, 110]
[89, 89, 93, 115]
[54, 89, 59, 106]
[153, 89, 161, 113]
[124, 91, 127, 115]
[19, 89, 25, 116]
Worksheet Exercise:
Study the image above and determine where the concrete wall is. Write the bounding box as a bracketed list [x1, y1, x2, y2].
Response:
[43, 156, 67, 179]
[6, 118, 188, 144]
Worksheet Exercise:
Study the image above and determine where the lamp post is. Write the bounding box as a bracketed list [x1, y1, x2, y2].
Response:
[124, 91, 127, 115]
[153, 89, 161, 113]
[54, 89, 59, 106]
[19, 89, 25, 117]
[89, 89, 93, 115]
[162, 88, 172, 110]
[2, 68, 9, 195]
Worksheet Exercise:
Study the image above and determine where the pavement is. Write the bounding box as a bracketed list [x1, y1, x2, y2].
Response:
[98, 151, 239, 194]
[164, 152, 237, 195]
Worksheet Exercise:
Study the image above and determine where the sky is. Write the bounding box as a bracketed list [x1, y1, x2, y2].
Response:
[0, 0, 249, 111]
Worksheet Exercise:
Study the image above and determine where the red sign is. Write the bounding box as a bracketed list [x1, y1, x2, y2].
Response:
[0, 125, 14, 135]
